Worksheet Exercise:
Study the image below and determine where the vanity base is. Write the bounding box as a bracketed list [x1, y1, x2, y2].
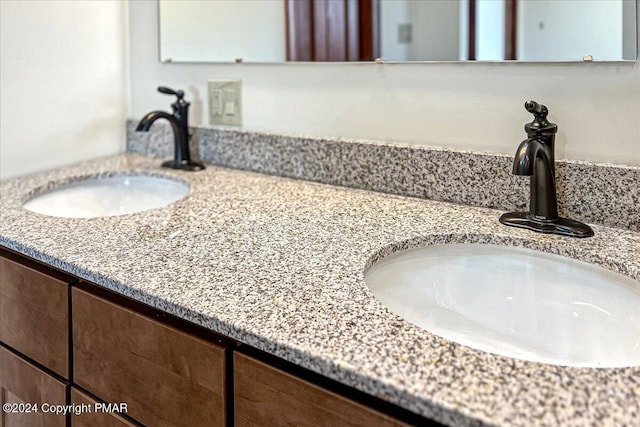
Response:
[499, 212, 594, 238]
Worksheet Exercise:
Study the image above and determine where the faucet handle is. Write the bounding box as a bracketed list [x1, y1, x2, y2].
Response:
[524, 100, 548, 121]
[524, 100, 557, 137]
[157, 86, 185, 100]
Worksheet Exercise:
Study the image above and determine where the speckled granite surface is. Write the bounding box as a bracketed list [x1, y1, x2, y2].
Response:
[127, 121, 640, 231]
[1, 154, 639, 427]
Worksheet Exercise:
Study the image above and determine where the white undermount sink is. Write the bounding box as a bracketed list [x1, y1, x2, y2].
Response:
[22, 174, 189, 218]
[365, 244, 640, 368]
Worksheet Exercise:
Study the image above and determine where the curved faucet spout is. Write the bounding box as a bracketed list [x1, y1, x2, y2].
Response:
[134, 86, 205, 172]
[137, 111, 188, 165]
[512, 137, 556, 177]
[512, 138, 558, 220]
[136, 111, 179, 132]
[513, 139, 535, 176]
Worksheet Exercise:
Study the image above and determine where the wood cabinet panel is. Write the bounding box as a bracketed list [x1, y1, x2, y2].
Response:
[234, 352, 411, 427]
[70, 387, 139, 427]
[0, 256, 71, 378]
[72, 288, 227, 427]
[0, 346, 67, 427]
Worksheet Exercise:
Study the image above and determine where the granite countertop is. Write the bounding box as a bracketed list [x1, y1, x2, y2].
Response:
[1, 153, 639, 427]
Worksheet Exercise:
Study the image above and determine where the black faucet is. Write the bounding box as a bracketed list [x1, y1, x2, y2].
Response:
[136, 86, 205, 171]
[499, 101, 593, 238]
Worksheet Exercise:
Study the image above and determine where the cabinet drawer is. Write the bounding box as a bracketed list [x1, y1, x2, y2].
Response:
[0, 346, 68, 427]
[234, 352, 411, 427]
[70, 387, 139, 427]
[72, 288, 227, 427]
[0, 255, 71, 378]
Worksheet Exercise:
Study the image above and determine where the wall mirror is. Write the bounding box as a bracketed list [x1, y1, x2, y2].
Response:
[159, 0, 637, 63]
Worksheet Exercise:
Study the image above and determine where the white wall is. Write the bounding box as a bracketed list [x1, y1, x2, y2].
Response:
[0, 1, 129, 180]
[129, 0, 640, 166]
[518, 0, 623, 61]
[159, 0, 286, 62]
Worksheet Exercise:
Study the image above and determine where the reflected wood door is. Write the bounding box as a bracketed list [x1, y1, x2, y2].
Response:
[286, 0, 379, 61]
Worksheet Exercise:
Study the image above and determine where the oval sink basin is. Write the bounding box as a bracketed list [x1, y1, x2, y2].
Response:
[23, 175, 189, 218]
[365, 244, 640, 368]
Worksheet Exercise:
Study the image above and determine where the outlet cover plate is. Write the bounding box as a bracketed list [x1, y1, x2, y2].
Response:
[208, 79, 242, 126]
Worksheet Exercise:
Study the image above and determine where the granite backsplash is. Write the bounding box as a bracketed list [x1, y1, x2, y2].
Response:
[126, 121, 639, 231]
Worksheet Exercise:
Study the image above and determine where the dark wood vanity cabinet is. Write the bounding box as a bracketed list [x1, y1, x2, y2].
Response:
[70, 387, 138, 427]
[234, 352, 411, 427]
[72, 287, 228, 427]
[0, 254, 73, 378]
[0, 252, 72, 427]
[0, 250, 228, 427]
[0, 346, 68, 427]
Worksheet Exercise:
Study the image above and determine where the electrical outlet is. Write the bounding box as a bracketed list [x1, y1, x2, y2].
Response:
[208, 79, 242, 126]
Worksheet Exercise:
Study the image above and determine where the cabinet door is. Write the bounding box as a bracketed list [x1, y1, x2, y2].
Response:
[234, 352, 411, 427]
[72, 288, 227, 427]
[0, 255, 71, 378]
[70, 387, 139, 427]
[0, 346, 67, 427]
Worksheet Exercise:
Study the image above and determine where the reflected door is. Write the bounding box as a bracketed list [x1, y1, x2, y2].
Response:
[286, 0, 380, 61]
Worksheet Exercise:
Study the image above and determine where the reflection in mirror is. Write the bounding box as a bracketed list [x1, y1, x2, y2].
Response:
[159, 0, 637, 63]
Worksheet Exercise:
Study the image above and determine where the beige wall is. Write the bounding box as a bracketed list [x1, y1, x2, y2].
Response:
[0, 0, 129, 180]
[130, 0, 639, 166]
